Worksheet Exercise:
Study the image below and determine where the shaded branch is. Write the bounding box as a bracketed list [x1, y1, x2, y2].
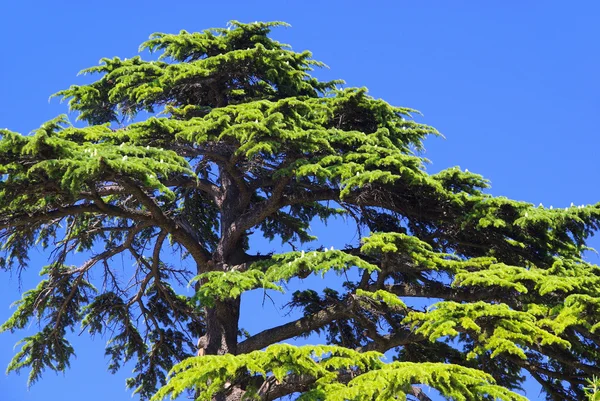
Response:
[356, 328, 423, 353]
[161, 176, 221, 201]
[54, 221, 153, 331]
[119, 178, 210, 268]
[237, 297, 356, 354]
[381, 282, 492, 303]
[0, 203, 150, 231]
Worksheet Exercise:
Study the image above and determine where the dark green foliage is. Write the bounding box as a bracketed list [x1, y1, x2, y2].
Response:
[1, 264, 94, 384]
[2, 20, 600, 401]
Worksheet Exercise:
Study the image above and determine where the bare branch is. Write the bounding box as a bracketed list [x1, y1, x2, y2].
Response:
[238, 297, 356, 354]
[53, 221, 153, 330]
[257, 373, 315, 400]
[119, 178, 210, 269]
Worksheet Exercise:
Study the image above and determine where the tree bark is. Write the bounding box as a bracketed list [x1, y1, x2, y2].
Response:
[203, 298, 241, 355]
[198, 168, 247, 358]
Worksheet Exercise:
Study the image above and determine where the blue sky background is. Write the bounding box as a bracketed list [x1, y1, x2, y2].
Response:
[1, 1, 599, 400]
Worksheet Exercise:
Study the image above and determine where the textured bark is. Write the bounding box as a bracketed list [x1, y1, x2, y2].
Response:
[199, 169, 247, 359]
[203, 298, 241, 355]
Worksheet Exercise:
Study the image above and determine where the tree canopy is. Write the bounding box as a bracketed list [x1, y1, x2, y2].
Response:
[2, 21, 600, 401]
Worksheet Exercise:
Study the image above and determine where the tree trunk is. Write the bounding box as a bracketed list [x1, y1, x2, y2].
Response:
[198, 170, 246, 357]
[203, 298, 241, 355]
[195, 168, 248, 401]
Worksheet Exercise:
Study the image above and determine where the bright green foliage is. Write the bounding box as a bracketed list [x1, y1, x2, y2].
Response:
[2, 20, 600, 401]
[405, 301, 570, 359]
[355, 289, 407, 310]
[154, 344, 525, 401]
[194, 250, 379, 305]
[586, 377, 600, 401]
[320, 362, 527, 401]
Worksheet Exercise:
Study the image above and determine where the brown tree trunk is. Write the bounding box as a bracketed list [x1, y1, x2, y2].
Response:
[203, 298, 241, 355]
[195, 167, 248, 400]
[195, 257, 244, 400]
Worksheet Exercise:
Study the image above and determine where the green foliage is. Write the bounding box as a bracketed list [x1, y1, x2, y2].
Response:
[355, 289, 407, 310]
[405, 301, 570, 359]
[153, 344, 525, 401]
[193, 249, 378, 305]
[586, 377, 600, 401]
[54, 21, 340, 125]
[2, 20, 600, 401]
[192, 270, 284, 306]
[1, 264, 95, 384]
[314, 362, 527, 401]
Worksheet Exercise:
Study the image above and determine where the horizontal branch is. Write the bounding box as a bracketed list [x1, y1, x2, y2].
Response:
[0, 203, 150, 231]
[237, 297, 356, 354]
[381, 282, 487, 303]
[161, 176, 221, 201]
[356, 328, 423, 353]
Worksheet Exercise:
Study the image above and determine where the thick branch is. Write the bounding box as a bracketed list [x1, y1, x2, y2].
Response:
[256, 374, 317, 401]
[356, 328, 423, 353]
[120, 179, 210, 268]
[229, 186, 338, 249]
[237, 297, 356, 354]
[228, 177, 292, 244]
[162, 176, 221, 201]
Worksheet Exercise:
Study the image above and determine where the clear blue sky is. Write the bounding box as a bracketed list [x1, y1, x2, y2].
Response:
[1, 1, 599, 400]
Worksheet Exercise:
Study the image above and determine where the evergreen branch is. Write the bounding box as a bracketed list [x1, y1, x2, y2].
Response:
[153, 344, 524, 401]
[357, 329, 423, 353]
[128, 232, 192, 321]
[126, 231, 168, 308]
[223, 186, 339, 252]
[255, 372, 432, 401]
[381, 282, 494, 303]
[198, 148, 250, 208]
[256, 373, 318, 401]
[82, 177, 220, 200]
[510, 356, 587, 400]
[0, 204, 148, 231]
[528, 368, 572, 401]
[227, 177, 292, 250]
